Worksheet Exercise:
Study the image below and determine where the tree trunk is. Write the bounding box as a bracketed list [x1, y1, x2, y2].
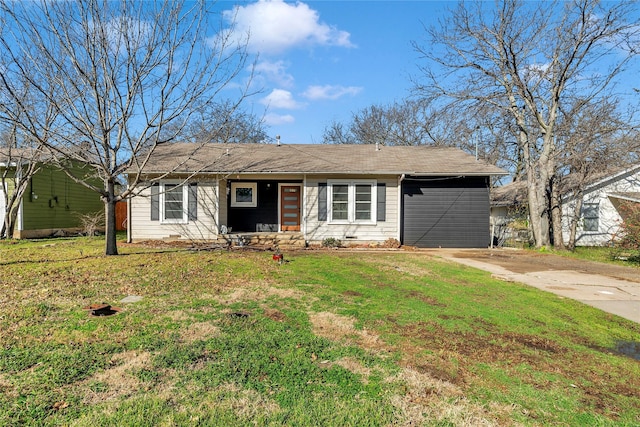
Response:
[104, 180, 118, 256]
[550, 175, 564, 249]
[567, 196, 583, 250]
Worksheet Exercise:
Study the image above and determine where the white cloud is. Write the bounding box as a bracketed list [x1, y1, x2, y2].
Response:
[264, 112, 295, 126]
[255, 60, 294, 88]
[223, 0, 355, 55]
[302, 85, 363, 100]
[260, 89, 304, 109]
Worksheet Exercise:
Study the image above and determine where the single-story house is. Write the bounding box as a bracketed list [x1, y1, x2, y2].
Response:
[1, 151, 104, 238]
[490, 164, 640, 246]
[127, 143, 507, 248]
[561, 164, 640, 246]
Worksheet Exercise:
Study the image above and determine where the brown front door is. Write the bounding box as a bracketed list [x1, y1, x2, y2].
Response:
[280, 185, 301, 231]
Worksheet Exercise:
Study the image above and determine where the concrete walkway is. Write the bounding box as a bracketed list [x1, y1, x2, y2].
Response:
[440, 254, 640, 324]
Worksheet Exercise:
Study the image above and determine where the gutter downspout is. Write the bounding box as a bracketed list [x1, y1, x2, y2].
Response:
[126, 195, 132, 243]
[126, 176, 132, 243]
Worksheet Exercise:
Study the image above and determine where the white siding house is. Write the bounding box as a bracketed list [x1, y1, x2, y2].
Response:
[127, 143, 506, 248]
[562, 165, 640, 246]
[490, 165, 640, 247]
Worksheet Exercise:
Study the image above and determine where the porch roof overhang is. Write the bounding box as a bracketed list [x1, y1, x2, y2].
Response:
[608, 192, 640, 204]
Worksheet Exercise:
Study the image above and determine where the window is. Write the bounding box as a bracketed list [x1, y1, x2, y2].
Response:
[231, 182, 257, 207]
[327, 180, 376, 223]
[332, 184, 349, 220]
[164, 184, 184, 220]
[582, 202, 599, 232]
[150, 182, 197, 223]
[355, 185, 372, 220]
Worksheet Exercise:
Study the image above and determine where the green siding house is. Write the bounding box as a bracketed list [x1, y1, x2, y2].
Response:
[1, 158, 104, 239]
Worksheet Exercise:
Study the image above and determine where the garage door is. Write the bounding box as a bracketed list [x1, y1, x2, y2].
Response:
[402, 176, 490, 248]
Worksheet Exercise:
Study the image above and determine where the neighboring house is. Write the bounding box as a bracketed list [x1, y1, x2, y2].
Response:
[490, 164, 640, 246]
[0, 153, 104, 238]
[127, 143, 506, 248]
[490, 180, 530, 246]
[562, 165, 640, 246]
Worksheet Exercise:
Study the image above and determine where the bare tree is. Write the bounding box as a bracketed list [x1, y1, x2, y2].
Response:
[413, 0, 639, 248]
[0, 0, 252, 254]
[0, 128, 46, 239]
[321, 98, 515, 179]
[0, 74, 57, 239]
[167, 100, 269, 144]
[555, 98, 640, 249]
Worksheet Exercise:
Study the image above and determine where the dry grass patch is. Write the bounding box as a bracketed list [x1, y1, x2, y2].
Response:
[0, 373, 16, 399]
[308, 311, 515, 425]
[308, 311, 387, 353]
[81, 351, 152, 404]
[202, 383, 281, 418]
[388, 367, 515, 427]
[215, 285, 305, 305]
[372, 254, 443, 278]
[334, 357, 373, 382]
[180, 322, 221, 343]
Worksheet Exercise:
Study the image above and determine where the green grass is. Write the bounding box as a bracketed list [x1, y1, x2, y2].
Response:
[1, 237, 639, 426]
[547, 246, 640, 266]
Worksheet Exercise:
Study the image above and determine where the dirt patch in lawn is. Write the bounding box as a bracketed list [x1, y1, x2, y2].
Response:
[393, 318, 640, 420]
[445, 249, 639, 282]
[215, 285, 305, 306]
[308, 312, 506, 425]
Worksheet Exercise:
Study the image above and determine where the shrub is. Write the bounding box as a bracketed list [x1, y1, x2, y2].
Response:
[321, 237, 342, 248]
[76, 211, 105, 236]
[611, 201, 640, 263]
[380, 238, 401, 248]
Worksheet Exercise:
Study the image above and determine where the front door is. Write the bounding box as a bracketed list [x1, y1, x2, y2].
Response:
[280, 185, 301, 231]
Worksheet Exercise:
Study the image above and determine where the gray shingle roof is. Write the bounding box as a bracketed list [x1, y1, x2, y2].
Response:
[131, 143, 507, 176]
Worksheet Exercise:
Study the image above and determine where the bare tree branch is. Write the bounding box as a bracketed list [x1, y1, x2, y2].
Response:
[0, 0, 254, 254]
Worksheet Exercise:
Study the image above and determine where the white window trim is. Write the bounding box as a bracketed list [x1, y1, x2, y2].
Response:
[160, 181, 188, 224]
[327, 179, 377, 224]
[231, 182, 258, 208]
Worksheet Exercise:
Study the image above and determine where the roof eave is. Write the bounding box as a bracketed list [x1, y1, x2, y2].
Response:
[131, 170, 508, 176]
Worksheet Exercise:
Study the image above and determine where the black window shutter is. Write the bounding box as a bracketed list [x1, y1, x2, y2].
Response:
[377, 183, 386, 221]
[318, 183, 327, 221]
[150, 183, 159, 221]
[188, 183, 198, 221]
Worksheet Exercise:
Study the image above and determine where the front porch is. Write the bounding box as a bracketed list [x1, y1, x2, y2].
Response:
[224, 180, 302, 234]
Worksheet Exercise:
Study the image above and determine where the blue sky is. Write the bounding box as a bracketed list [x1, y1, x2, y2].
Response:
[216, 1, 449, 144]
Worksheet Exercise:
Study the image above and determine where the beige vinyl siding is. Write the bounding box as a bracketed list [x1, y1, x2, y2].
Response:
[304, 175, 399, 244]
[130, 179, 220, 241]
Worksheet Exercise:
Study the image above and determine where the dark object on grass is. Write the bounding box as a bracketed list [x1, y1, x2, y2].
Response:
[228, 311, 250, 318]
[84, 303, 121, 316]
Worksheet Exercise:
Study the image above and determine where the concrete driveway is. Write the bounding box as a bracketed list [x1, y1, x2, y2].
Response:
[436, 249, 640, 324]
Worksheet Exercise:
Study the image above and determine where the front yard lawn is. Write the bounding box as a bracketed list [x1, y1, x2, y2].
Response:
[1, 238, 639, 426]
